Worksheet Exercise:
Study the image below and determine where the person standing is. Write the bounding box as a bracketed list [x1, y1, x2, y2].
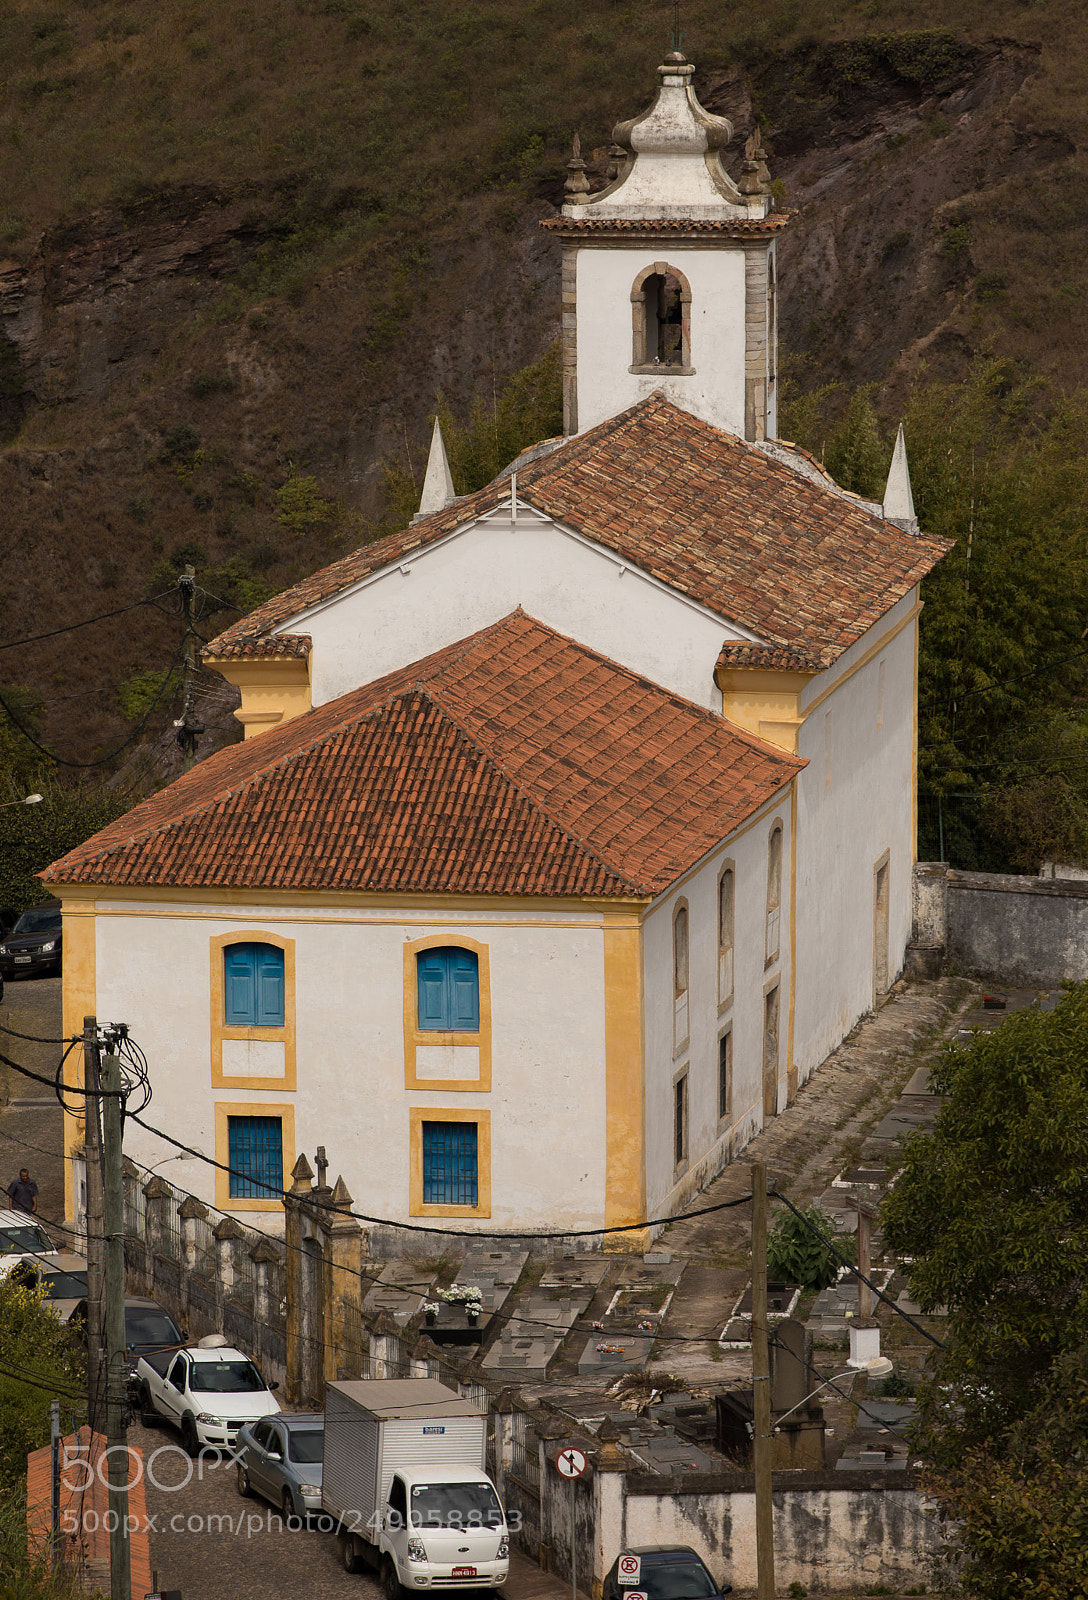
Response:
[6, 1167, 38, 1214]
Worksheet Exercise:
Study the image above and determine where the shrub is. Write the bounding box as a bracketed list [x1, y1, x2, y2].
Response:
[188, 371, 236, 397]
[767, 1203, 856, 1290]
[160, 421, 202, 460]
[275, 468, 335, 534]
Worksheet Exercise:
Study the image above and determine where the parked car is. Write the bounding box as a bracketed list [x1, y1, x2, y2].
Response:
[9, 1251, 90, 1322]
[136, 1334, 280, 1454]
[0, 1208, 55, 1280]
[70, 1293, 186, 1386]
[603, 1547, 733, 1600]
[0, 898, 62, 980]
[236, 1412, 324, 1522]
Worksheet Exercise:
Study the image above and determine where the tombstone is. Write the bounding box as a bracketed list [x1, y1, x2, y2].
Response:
[770, 1317, 807, 1414]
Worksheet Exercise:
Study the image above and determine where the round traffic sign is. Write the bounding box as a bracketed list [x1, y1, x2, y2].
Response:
[555, 1446, 588, 1479]
[618, 1555, 642, 1584]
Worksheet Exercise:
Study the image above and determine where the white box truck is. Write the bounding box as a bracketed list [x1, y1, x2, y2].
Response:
[324, 1378, 510, 1596]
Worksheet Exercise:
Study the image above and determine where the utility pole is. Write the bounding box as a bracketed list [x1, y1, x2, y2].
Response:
[100, 1043, 133, 1600]
[857, 1195, 874, 1319]
[175, 565, 204, 773]
[84, 1018, 105, 1437]
[751, 1160, 776, 1600]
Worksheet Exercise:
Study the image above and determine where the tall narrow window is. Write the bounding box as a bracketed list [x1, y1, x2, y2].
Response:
[224, 943, 285, 1027]
[763, 986, 780, 1121]
[417, 948, 480, 1032]
[674, 1073, 687, 1167]
[877, 658, 886, 730]
[874, 856, 890, 1000]
[718, 1030, 732, 1123]
[766, 827, 782, 965]
[228, 1115, 283, 1199]
[718, 867, 735, 1006]
[673, 903, 689, 1051]
[422, 1121, 479, 1207]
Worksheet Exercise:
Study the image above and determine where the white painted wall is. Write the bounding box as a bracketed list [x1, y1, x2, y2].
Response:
[295, 511, 750, 711]
[575, 248, 748, 436]
[791, 591, 918, 1077]
[641, 793, 792, 1220]
[91, 901, 609, 1234]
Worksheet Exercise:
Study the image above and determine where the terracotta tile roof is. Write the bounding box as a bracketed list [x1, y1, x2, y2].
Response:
[43, 614, 803, 898]
[203, 632, 311, 661]
[205, 395, 949, 671]
[716, 642, 823, 673]
[539, 215, 790, 236]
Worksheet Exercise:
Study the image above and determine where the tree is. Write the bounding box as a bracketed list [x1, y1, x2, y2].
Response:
[881, 985, 1088, 1585]
[0, 1277, 84, 1495]
[379, 344, 563, 531]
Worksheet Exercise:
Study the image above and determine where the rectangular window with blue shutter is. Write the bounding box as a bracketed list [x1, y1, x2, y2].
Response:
[416, 948, 479, 1032]
[228, 1115, 283, 1199]
[422, 1121, 478, 1206]
[224, 943, 285, 1027]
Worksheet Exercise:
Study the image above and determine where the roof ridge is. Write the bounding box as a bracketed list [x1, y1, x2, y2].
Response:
[419, 679, 648, 894]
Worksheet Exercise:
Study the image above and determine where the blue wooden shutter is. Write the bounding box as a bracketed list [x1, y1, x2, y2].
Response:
[228, 1115, 283, 1199]
[417, 951, 449, 1030]
[224, 945, 257, 1025]
[449, 950, 479, 1030]
[255, 946, 285, 1026]
[422, 1121, 478, 1207]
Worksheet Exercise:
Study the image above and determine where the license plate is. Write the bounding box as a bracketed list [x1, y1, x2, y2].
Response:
[14, 956, 31, 964]
[452, 1568, 477, 1578]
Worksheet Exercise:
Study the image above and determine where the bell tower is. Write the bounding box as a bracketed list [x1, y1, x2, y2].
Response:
[542, 53, 785, 441]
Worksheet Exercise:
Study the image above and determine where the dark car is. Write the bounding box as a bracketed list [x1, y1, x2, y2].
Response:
[71, 1293, 187, 1386]
[604, 1547, 732, 1600]
[0, 898, 62, 980]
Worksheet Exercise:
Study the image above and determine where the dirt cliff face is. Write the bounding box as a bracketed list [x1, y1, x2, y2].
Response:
[0, 32, 1080, 772]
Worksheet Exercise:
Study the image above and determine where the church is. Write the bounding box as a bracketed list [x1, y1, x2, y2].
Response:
[46, 53, 948, 1243]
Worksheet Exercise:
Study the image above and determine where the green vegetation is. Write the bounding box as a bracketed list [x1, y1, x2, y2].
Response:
[767, 1202, 856, 1290]
[116, 666, 182, 722]
[882, 985, 1088, 1592]
[378, 343, 563, 530]
[782, 360, 1088, 871]
[275, 468, 336, 534]
[0, 1277, 84, 1495]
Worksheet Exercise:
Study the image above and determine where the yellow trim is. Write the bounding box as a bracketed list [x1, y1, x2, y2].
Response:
[402, 935, 492, 1092]
[716, 598, 922, 753]
[602, 906, 645, 1245]
[209, 931, 296, 1091]
[60, 897, 97, 1218]
[209, 655, 311, 739]
[786, 780, 798, 1103]
[801, 598, 921, 719]
[214, 1100, 296, 1213]
[409, 1106, 491, 1218]
[48, 881, 647, 918]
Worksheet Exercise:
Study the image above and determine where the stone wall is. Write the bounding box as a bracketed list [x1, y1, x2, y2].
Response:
[910, 861, 1088, 986]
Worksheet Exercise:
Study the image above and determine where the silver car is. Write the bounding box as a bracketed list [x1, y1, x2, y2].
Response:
[235, 1413, 324, 1522]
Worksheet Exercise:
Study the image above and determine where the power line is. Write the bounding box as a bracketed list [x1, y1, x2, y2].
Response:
[0, 591, 177, 654]
[0, 1020, 68, 1045]
[771, 1190, 945, 1349]
[0, 634, 188, 770]
[920, 641, 1088, 716]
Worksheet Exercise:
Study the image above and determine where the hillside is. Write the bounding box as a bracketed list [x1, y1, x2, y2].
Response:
[0, 0, 1085, 773]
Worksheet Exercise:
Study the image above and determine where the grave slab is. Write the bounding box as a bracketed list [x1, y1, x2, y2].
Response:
[362, 1261, 436, 1326]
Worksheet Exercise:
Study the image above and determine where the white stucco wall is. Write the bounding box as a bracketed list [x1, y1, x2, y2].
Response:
[574, 248, 748, 436]
[641, 793, 792, 1220]
[791, 591, 918, 1078]
[294, 511, 751, 711]
[91, 900, 610, 1234]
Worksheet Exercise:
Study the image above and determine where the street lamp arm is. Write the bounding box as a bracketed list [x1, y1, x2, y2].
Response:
[773, 1356, 893, 1430]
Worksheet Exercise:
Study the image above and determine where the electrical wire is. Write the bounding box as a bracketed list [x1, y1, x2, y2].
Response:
[0, 1357, 86, 1402]
[0, 634, 189, 770]
[771, 1190, 945, 1349]
[920, 641, 1088, 716]
[0, 1019, 68, 1045]
[126, 1109, 755, 1240]
[0, 591, 178, 654]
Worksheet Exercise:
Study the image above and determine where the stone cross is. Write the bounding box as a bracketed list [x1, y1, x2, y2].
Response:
[316, 1145, 328, 1189]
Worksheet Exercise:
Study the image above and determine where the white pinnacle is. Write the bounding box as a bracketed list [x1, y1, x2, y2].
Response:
[418, 417, 456, 516]
[883, 423, 917, 530]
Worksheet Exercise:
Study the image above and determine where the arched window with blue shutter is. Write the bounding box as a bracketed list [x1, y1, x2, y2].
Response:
[416, 948, 479, 1032]
[224, 943, 285, 1027]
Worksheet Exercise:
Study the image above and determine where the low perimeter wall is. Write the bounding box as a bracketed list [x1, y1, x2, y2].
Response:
[590, 1467, 940, 1594]
[911, 861, 1088, 987]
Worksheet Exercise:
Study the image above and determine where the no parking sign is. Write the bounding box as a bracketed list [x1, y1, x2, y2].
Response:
[618, 1555, 642, 1587]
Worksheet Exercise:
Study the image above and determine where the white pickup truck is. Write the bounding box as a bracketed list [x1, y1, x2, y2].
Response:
[135, 1334, 280, 1455]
